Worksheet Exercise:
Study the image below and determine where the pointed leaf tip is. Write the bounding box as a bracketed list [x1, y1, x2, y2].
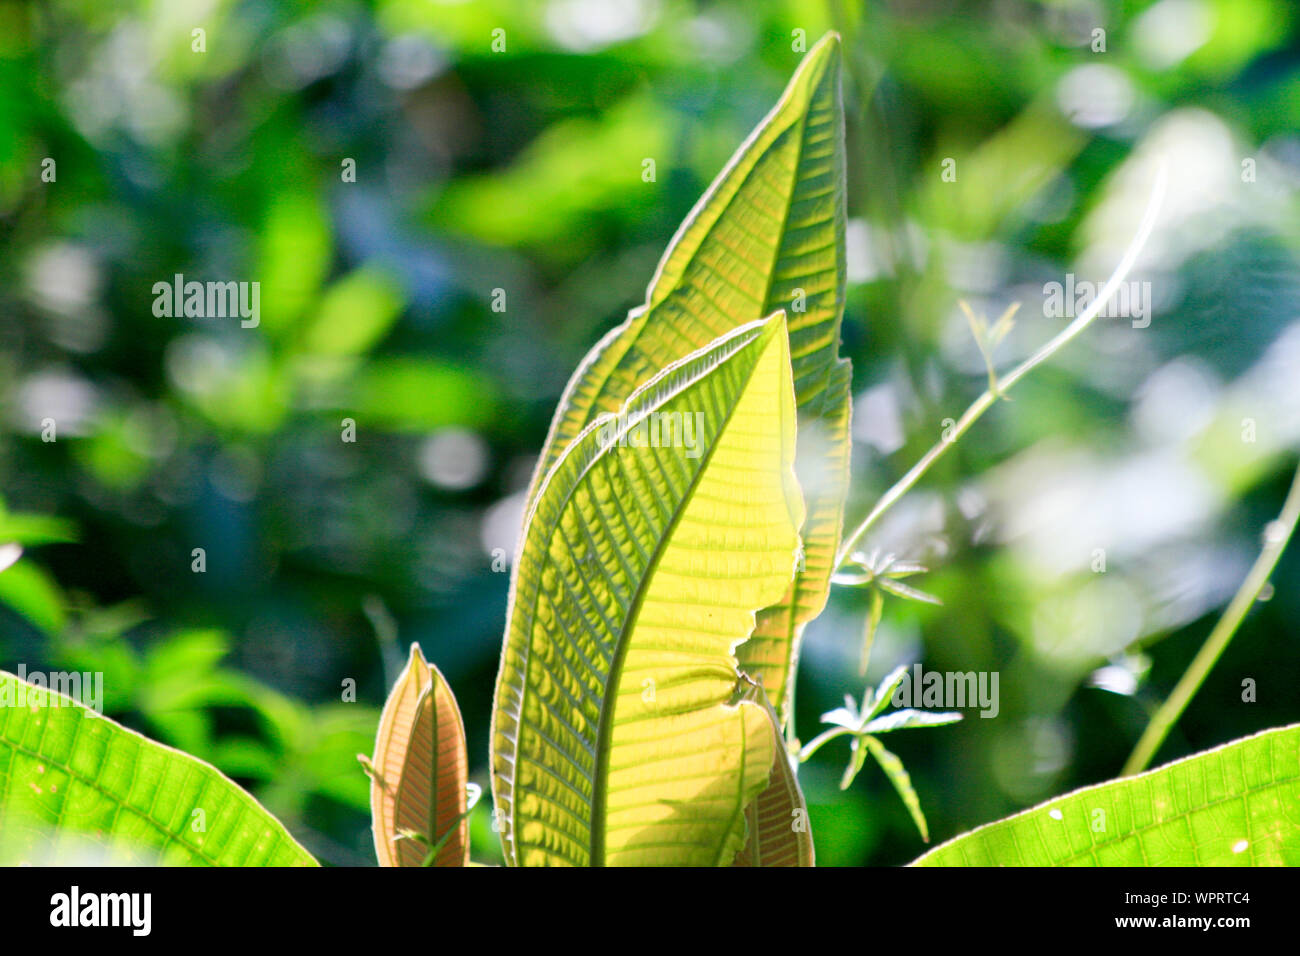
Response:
[370, 642, 470, 867]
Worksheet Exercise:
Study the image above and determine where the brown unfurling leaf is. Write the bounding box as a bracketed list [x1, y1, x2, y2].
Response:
[368, 643, 469, 866]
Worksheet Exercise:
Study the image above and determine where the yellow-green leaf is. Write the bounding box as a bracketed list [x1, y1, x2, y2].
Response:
[492, 312, 803, 866]
[523, 33, 852, 721]
[369, 643, 469, 867]
[0, 670, 316, 866]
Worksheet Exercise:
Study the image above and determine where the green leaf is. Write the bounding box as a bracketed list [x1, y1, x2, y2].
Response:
[257, 190, 331, 336]
[368, 643, 470, 867]
[492, 312, 803, 866]
[875, 576, 943, 606]
[0, 669, 316, 866]
[520, 33, 851, 721]
[866, 664, 910, 722]
[840, 735, 870, 790]
[864, 735, 931, 842]
[301, 265, 406, 358]
[0, 559, 67, 635]
[859, 588, 884, 676]
[352, 359, 500, 431]
[428, 93, 672, 252]
[913, 724, 1300, 865]
[863, 709, 963, 735]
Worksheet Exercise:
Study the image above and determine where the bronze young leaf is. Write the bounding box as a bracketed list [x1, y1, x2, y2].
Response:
[368, 643, 470, 867]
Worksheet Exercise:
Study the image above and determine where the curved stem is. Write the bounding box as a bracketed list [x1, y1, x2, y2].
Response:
[1122, 459, 1300, 776]
[835, 165, 1167, 570]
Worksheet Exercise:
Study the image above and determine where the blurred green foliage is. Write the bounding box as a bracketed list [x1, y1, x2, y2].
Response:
[2, 0, 1300, 865]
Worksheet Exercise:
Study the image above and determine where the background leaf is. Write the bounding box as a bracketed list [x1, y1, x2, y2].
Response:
[732, 687, 815, 866]
[4, 0, 1300, 867]
[369, 643, 469, 867]
[865, 736, 930, 842]
[520, 34, 852, 721]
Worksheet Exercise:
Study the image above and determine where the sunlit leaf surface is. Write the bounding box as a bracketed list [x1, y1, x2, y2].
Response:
[523, 33, 852, 720]
[369, 643, 470, 867]
[913, 724, 1300, 866]
[0, 670, 316, 866]
[732, 688, 814, 867]
[493, 313, 802, 866]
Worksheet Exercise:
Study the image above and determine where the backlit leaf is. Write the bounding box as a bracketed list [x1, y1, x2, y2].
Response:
[522, 33, 852, 722]
[865, 735, 930, 842]
[0, 670, 316, 866]
[492, 312, 802, 866]
[913, 724, 1300, 865]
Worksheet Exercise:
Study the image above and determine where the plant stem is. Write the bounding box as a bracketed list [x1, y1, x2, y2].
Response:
[1122, 459, 1300, 776]
[834, 165, 1168, 570]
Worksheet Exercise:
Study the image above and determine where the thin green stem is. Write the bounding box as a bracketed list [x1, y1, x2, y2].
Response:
[798, 725, 855, 762]
[834, 166, 1168, 571]
[1122, 459, 1300, 776]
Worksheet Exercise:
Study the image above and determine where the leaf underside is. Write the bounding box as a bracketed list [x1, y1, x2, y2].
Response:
[913, 723, 1300, 866]
[0, 670, 316, 866]
[523, 32, 852, 722]
[492, 313, 803, 866]
[731, 688, 815, 867]
[370, 643, 469, 867]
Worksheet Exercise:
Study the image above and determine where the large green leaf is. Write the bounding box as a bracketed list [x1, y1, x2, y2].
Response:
[913, 724, 1300, 866]
[524, 33, 851, 720]
[492, 312, 803, 866]
[0, 669, 316, 866]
